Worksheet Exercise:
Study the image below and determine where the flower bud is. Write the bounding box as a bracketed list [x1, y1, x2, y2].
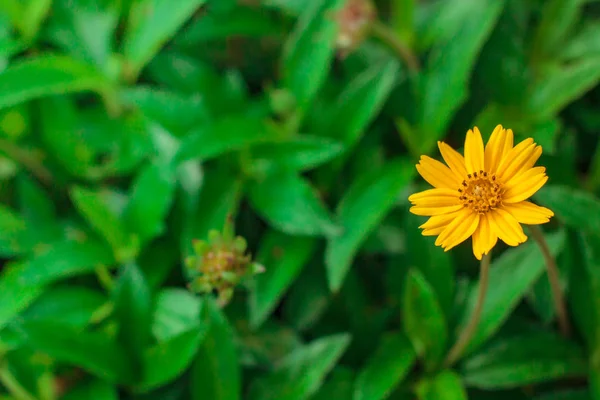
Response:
[186, 219, 264, 306]
[335, 0, 376, 57]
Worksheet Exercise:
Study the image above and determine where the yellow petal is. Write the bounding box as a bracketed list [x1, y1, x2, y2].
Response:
[495, 138, 535, 183]
[502, 129, 514, 162]
[489, 208, 527, 246]
[438, 141, 467, 181]
[423, 226, 446, 236]
[499, 143, 541, 184]
[464, 127, 485, 173]
[504, 166, 545, 192]
[471, 213, 497, 260]
[501, 201, 554, 225]
[409, 188, 460, 204]
[483, 125, 504, 173]
[484, 125, 515, 175]
[506, 145, 543, 184]
[503, 173, 548, 203]
[419, 209, 463, 230]
[434, 208, 479, 250]
[410, 204, 464, 216]
[416, 156, 460, 189]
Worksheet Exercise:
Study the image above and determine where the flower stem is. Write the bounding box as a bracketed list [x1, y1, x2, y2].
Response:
[444, 252, 491, 367]
[0, 138, 53, 184]
[529, 225, 571, 337]
[370, 21, 419, 73]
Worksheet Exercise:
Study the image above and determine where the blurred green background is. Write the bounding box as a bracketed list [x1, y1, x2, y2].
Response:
[1, 0, 600, 399]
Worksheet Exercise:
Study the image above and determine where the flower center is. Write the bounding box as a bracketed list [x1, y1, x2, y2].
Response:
[458, 170, 502, 214]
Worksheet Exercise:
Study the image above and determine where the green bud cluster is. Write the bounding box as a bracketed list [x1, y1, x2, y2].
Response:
[186, 221, 264, 306]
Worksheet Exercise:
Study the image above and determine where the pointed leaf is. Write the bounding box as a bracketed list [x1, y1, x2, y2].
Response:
[136, 326, 207, 392]
[323, 60, 400, 146]
[248, 171, 338, 237]
[462, 332, 587, 389]
[123, 0, 207, 77]
[416, 370, 467, 400]
[403, 269, 447, 367]
[112, 263, 153, 361]
[458, 231, 565, 357]
[191, 299, 241, 400]
[248, 333, 351, 400]
[123, 161, 176, 244]
[18, 321, 135, 384]
[0, 55, 111, 110]
[326, 159, 414, 291]
[354, 333, 416, 400]
[282, 0, 344, 107]
[250, 230, 317, 329]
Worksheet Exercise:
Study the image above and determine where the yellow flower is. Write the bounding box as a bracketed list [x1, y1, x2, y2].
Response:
[408, 125, 554, 260]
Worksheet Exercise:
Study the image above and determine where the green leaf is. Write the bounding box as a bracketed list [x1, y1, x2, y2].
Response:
[249, 136, 345, 173]
[152, 288, 203, 341]
[191, 299, 241, 400]
[402, 269, 447, 368]
[322, 60, 400, 146]
[535, 185, 600, 234]
[176, 115, 280, 163]
[120, 86, 209, 135]
[0, 204, 28, 257]
[561, 22, 600, 61]
[462, 331, 587, 389]
[416, 0, 505, 152]
[16, 175, 55, 229]
[61, 379, 118, 400]
[416, 370, 467, 400]
[404, 213, 454, 319]
[528, 57, 600, 120]
[123, 0, 207, 77]
[137, 326, 208, 392]
[123, 161, 176, 244]
[457, 231, 565, 357]
[21, 286, 105, 327]
[0, 262, 45, 332]
[250, 230, 317, 329]
[248, 171, 338, 237]
[20, 239, 114, 286]
[325, 159, 415, 292]
[311, 368, 355, 400]
[40, 97, 96, 178]
[531, 0, 582, 59]
[248, 333, 351, 400]
[282, 0, 344, 107]
[177, 5, 283, 44]
[70, 186, 138, 261]
[17, 320, 135, 384]
[112, 263, 152, 362]
[569, 230, 600, 354]
[353, 333, 416, 400]
[0, 55, 112, 110]
[282, 263, 330, 331]
[0, 239, 113, 330]
[8, 0, 52, 41]
[46, 0, 120, 69]
[180, 168, 243, 257]
[534, 390, 591, 400]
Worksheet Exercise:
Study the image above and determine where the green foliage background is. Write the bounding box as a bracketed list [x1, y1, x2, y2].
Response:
[1, 0, 600, 399]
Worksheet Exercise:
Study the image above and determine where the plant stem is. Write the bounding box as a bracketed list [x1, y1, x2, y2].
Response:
[0, 138, 53, 184]
[0, 363, 37, 400]
[444, 252, 491, 367]
[370, 21, 419, 73]
[529, 225, 571, 337]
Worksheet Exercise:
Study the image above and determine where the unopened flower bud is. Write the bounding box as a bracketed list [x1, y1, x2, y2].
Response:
[186, 219, 264, 307]
[335, 0, 376, 57]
